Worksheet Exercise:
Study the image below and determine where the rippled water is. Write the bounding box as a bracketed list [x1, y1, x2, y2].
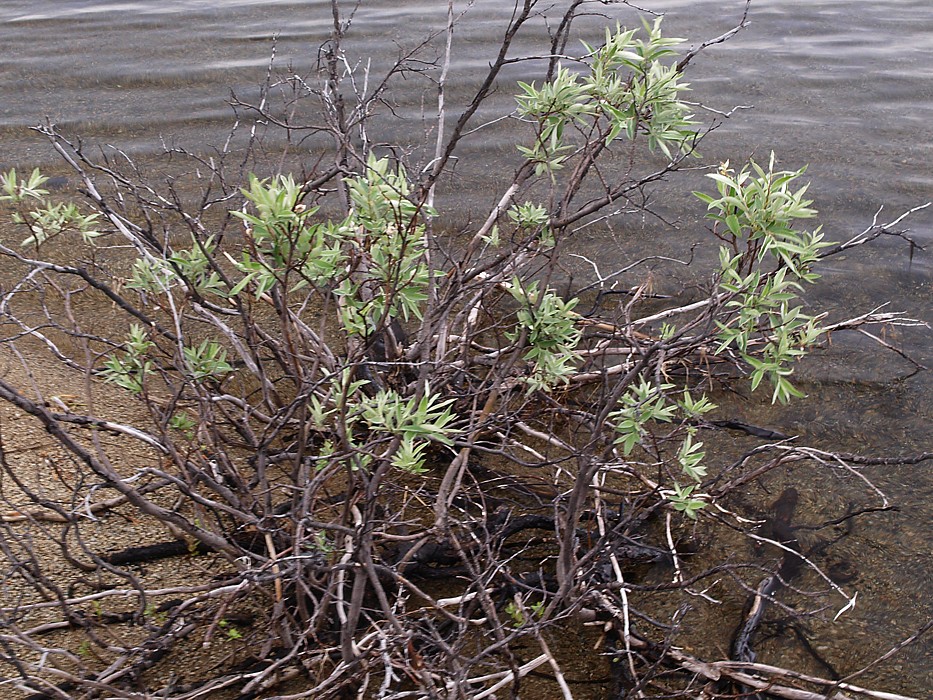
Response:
[1, 0, 931, 692]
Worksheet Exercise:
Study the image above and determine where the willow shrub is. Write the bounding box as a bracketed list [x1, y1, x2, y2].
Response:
[0, 12, 902, 699]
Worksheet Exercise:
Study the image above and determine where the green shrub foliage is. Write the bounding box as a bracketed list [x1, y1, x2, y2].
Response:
[0, 9, 909, 699]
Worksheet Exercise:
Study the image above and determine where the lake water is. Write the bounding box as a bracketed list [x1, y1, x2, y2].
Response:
[1, 0, 931, 693]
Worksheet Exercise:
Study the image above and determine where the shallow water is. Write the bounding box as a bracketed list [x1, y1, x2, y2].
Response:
[1, 0, 931, 693]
